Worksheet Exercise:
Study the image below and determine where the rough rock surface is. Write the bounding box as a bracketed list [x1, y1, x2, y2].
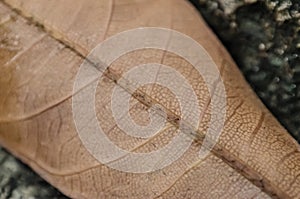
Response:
[0, 0, 299, 198]
[0, 147, 67, 198]
[191, 0, 300, 141]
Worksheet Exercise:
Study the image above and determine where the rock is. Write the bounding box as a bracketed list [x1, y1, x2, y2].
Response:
[0, 147, 67, 198]
[191, 0, 300, 141]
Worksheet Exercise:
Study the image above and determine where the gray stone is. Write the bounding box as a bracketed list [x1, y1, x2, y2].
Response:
[191, 0, 300, 141]
[0, 147, 67, 199]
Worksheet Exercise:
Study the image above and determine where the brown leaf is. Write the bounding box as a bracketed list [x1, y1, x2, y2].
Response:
[0, 0, 299, 198]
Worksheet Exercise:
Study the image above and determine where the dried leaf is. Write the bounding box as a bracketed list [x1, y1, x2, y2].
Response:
[0, 0, 299, 198]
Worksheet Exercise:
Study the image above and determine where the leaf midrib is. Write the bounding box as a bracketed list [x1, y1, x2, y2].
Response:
[0, 1, 287, 198]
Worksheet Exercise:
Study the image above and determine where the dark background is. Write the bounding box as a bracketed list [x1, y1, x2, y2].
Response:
[191, 0, 300, 141]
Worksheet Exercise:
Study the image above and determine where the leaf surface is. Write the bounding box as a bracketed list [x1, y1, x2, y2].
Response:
[0, 0, 299, 198]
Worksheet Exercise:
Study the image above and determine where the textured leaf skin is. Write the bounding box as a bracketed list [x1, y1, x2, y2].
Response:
[0, 0, 299, 198]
